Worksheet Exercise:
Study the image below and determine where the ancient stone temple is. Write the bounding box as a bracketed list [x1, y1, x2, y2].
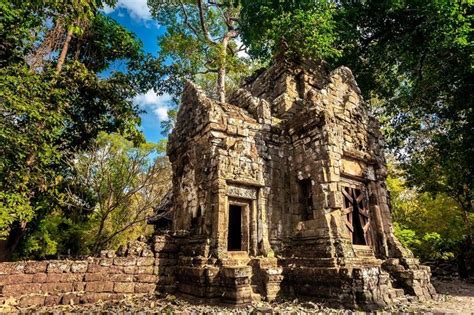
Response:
[161, 57, 436, 308]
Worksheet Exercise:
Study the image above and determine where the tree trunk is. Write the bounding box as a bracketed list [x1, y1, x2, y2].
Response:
[217, 36, 228, 103]
[56, 27, 73, 74]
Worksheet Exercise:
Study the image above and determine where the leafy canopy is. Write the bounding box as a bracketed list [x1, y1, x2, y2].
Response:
[240, 0, 340, 60]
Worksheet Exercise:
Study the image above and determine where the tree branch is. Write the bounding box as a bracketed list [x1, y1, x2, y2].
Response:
[178, 0, 201, 39]
[196, 0, 214, 43]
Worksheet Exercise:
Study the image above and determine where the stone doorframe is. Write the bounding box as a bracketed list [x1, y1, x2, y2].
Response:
[213, 181, 273, 258]
[226, 199, 252, 253]
[339, 178, 374, 250]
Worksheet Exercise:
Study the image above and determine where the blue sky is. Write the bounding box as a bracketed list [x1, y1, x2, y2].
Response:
[103, 1, 171, 143]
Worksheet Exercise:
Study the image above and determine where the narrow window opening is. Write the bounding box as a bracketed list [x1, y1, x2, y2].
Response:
[227, 205, 242, 251]
[190, 206, 202, 233]
[299, 178, 313, 220]
[296, 72, 305, 99]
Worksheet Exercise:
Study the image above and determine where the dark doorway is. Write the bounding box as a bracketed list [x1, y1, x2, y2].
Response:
[352, 201, 366, 245]
[227, 205, 242, 251]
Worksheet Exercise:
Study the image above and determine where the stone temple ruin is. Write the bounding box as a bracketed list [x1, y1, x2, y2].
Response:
[0, 57, 437, 309]
[159, 56, 436, 308]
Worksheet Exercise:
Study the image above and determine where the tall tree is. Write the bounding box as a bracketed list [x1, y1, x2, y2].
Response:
[65, 133, 171, 254]
[147, 0, 248, 103]
[0, 1, 151, 257]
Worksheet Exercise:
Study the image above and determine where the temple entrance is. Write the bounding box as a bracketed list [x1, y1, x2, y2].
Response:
[228, 205, 242, 251]
[342, 186, 372, 246]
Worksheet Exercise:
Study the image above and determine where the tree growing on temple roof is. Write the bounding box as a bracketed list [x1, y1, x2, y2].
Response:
[147, 0, 250, 103]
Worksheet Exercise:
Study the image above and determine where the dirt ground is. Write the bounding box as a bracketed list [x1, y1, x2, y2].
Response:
[402, 279, 474, 314]
[6, 279, 474, 314]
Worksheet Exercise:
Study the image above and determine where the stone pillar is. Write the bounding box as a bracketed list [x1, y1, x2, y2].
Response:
[257, 187, 273, 256]
[250, 199, 258, 256]
[212, 178, 228, 258]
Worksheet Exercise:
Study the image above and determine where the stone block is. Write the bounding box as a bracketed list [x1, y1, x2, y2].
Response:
[0, 262, 25, 274]
[80, 293, 111, 304]
[85, 281, 114, 293]
[44, 294, 62, 306]
[61, 293, 81, 305]
[70, 261, 88, 273]
[73, 282, 86, 292]
[2, 283, 42, 296]
[85, 273, 107, 282]
[113, 282, 135, 293]
[113, 257, 136, 266]
[134, 283, 156, 294]
[24, 261, 48, 274]
[0, 273, 33, 285]
[123, 266, 137, 274]
[47, 261, 71, 273]
[41, 282, 73, 293]
[136, 266, 154, 274]
[32, 273, 47, 283]
[135, 274, 157, 283]
[136, 257, 154, 266]
[99, 259, 113, 267]
[110, 274, 134, 282]
[18, 294, 45, 307]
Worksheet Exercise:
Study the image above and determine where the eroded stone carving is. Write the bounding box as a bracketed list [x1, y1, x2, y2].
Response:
[227, 184, 257, 200]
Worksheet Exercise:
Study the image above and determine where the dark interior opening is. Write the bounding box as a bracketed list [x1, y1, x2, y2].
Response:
[296, 72, 305, 99]
[352, 200, 366, 245]
[299, 178, 313, 220]
[227, 205, 242, 251]
[190, 206, 202, 234]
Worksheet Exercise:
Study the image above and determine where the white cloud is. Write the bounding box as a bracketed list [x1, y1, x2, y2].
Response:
[103, 0, 152, 21]
[235, 37, 249, 59]
[134, 90, 172, 121]
[153, 107, 169, 121]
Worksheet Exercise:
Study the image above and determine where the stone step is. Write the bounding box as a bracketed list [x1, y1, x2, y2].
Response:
[353, 245, 375, 258]
[222, 251, 251, 266]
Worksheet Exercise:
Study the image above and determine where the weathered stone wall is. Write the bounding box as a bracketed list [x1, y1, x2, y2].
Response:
[0, 236, 177, 307]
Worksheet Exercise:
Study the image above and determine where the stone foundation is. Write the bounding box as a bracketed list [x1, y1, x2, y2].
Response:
[0, 235, 435, 309]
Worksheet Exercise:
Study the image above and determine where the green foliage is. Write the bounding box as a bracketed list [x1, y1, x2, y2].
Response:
[20, 213, 90, 258]
[68, 13, 142, 73]
[388, 162, 469, 261]
[240, 0, 340, 60]
[0, 1, 42, 66]
[19, 133, 170, 258]
[0, 65, 66, 239]
[335, 0, 473, 219]
[64, 132, 171, 254]
[0, 0, 152, 257]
